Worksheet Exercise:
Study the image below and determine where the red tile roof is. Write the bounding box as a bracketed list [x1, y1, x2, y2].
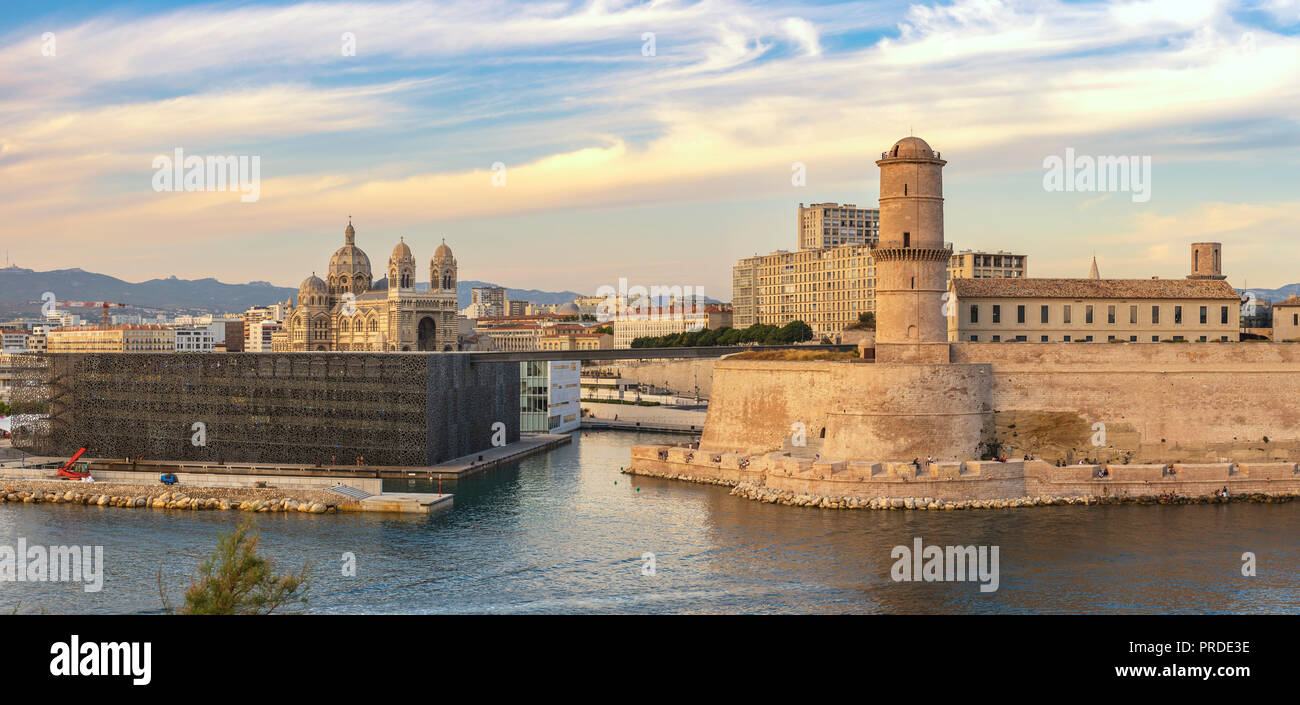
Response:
[952, 277, 1240, 300]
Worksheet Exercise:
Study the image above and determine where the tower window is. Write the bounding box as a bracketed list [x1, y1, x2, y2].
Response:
[904, 184, 908, 196]
[903, 232, 910, 247]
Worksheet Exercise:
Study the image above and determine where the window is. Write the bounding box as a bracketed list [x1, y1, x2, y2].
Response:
[970, 304, 979, 323]
[1108, 335, 1115, 341]
[1152, 336, 1159, 342]
[1015, 335, 1027, 342]
[1199, 306, 1207, 324]
[970, 335, 979, 342]
[992, 305, 1001, 323]
[1129, 336, 1137, 342]
[1017, 305, 1025, 324]
[903, 232, 910, 247]
[1175, 306, 1183, 324]
[1130, 305, 1137, 324]
[1221, 306, 1229, 325]
[1085, 335, 1093, 342]
[1107, 305, 1115, 324]
[1152, 306, 1160, 324]
[1199, 336, 1207, 342]
[1295, 313, 1299, 326]
[992, 335, 1001, 342]
[1063, 305, 1071, 324]
[1041, 335, 1049, 342]
[1086, 305, 1094, 324]
[1064, 335, 1071, 342]
[1040, 305, 1049, 323]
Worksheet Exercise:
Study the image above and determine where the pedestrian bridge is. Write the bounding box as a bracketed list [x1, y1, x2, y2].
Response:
[463, 344, 855, 363]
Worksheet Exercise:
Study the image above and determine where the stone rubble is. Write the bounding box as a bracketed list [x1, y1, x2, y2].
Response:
[0, 481, 339, 514]
[619, 466, 1300, 510]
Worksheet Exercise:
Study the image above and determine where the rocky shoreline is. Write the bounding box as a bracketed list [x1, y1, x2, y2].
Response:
[622, 468, 1300, 510]
[0, 480, 340, 513]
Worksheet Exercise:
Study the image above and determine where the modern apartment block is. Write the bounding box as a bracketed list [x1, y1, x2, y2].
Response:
[798, 203, 879, 250]
[472, 286, 507, 317]
[246, 319, 283, 352]
[731, 245, 876, 339]
[173, 325, 217, 353]
[948, 250, 1028, 279]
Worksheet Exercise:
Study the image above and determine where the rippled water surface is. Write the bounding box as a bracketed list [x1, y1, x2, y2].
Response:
[2, 430, 1297, 614]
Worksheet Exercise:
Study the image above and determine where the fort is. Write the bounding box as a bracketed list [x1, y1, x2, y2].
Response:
[627, 135, 1300, 507]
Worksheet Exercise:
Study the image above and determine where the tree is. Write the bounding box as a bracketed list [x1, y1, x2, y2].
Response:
[775, 320, 813, 343]
[845, 312, 875, 330]
[163, 521, 309, 615]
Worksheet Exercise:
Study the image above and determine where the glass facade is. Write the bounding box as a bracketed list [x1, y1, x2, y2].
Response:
[520, 360, 550, 432]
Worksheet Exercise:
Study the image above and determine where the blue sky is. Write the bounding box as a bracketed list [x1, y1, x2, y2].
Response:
[1, 0, 1298, 299]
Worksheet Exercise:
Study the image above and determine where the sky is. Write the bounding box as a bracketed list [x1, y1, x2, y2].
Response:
[1, 0, 1298, 299]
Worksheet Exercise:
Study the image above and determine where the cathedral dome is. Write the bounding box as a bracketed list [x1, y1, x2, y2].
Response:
[299, 273, 327, 297]
[557, 302, 580, 316]
[886, 136, 935, 159]
[329, 221, 372, 280]
[433, 240, 453, 261]
[391, 237, 412, 261]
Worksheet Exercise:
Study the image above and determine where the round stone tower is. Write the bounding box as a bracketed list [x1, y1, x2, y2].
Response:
[1188, 242, 1226, 280]
[873, 136, 951, 363]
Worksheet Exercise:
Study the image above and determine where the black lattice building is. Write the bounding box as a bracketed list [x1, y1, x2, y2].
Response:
[21, 353, 519, 466]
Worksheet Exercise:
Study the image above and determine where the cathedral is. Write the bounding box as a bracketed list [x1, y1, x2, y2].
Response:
[285, 220, 459, 351]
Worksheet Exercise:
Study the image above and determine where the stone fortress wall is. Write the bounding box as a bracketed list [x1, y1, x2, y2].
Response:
[698, 342, 1300, 465]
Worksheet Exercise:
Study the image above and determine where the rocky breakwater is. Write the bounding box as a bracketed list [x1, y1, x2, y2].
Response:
[729, 481, 1300, 510]
[0, 480, 339, 514]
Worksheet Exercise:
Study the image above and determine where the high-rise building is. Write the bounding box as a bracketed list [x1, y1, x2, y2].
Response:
[731, 246, 876, 339]
[471, 286, 507, 317]
[798, 202, 879, 250]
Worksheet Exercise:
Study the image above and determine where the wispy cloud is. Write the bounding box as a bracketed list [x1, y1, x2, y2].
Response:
[1, 0, 1298, 294]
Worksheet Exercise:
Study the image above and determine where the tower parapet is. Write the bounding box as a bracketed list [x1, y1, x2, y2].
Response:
[873, 137, 951, 363]
[1188, 242, 1226, 280]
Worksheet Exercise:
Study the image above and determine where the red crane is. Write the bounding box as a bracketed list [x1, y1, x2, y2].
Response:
[57, 447, 90, 479]
[60, 301, 128, 325]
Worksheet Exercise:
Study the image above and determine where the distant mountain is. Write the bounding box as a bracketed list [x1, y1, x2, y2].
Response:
[1239, 285, 1300, 303]
[0, 265, 589, 317]
[0, 266, 296, 314]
